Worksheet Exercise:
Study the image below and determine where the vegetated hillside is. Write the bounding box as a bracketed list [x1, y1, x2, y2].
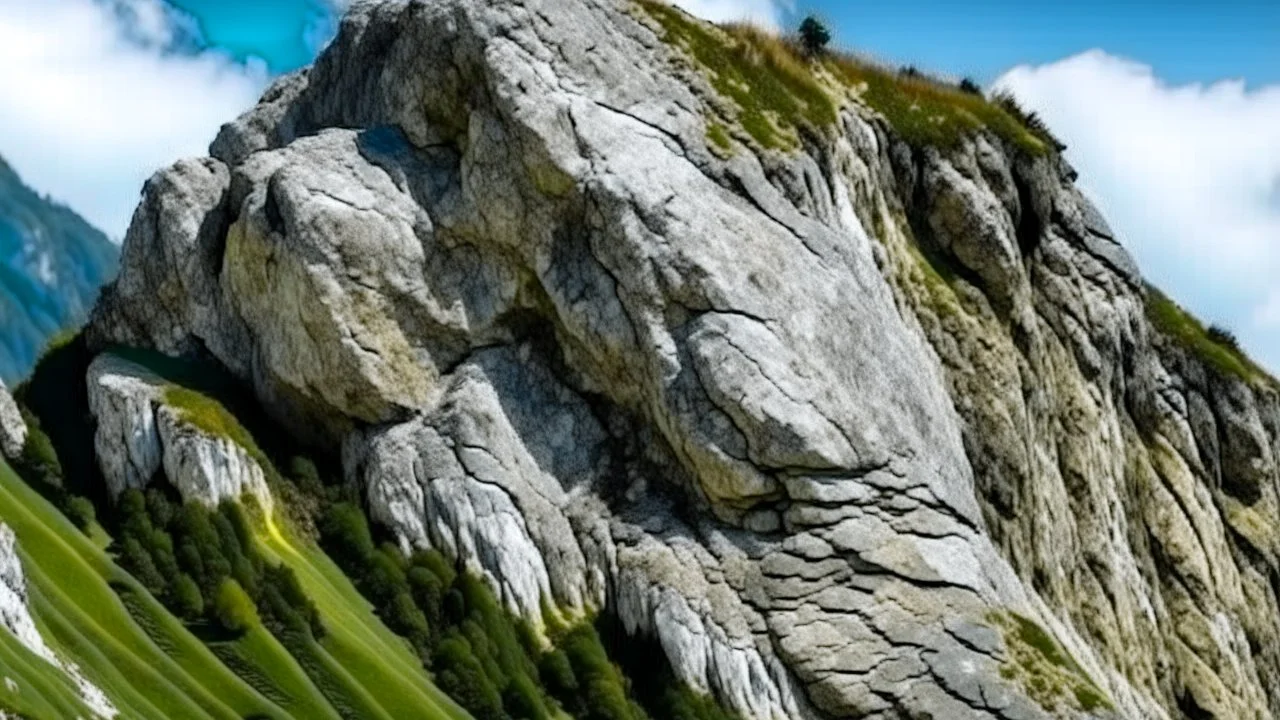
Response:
[0, 1, 1277, 719]
[0, 156, 118, 383]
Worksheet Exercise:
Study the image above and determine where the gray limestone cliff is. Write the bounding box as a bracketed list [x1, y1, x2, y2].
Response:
[84, 1, 1280, 718]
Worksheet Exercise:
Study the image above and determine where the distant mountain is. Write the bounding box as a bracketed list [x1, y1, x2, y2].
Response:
[0, 155, 118, 382]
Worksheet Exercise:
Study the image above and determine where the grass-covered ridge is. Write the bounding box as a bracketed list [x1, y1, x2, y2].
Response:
[1144, 284, 1274, 387]
[634, 0, 1053, 154]
[635, 0, 835, 150]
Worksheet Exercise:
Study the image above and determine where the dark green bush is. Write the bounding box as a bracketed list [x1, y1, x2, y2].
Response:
[959, 77, 982, 95]
[120, 536, 165, 593]
[1207, 324, 1240, 351]
[288, 456, 323, 495]
[172, 573, 205, 620]
[15, 410, 62, 490]
[561, 625, 641, 720]
[364, 546, 409, 606]
[538, 648, 578, 696]
[65, 495, 96, 530]
[320, 503, 375, 566]
[434, 634, 505, 720]
[797, 16, 830, 56]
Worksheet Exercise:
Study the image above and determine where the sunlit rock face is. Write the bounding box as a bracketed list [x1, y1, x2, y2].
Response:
[87, 0, 1280, 718]
[87, 354, 272, 513]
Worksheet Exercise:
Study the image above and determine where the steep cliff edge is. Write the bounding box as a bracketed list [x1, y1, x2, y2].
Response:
[85, 1, 1280, 718]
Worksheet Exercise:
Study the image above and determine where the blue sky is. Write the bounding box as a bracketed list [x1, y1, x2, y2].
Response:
[170, 0, 1280, 86]
[0, 0, 1278, 371]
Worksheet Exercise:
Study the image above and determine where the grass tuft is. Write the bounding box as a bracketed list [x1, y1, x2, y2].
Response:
[636, 0, 835, 149]
[826, 56, 1047, 154]
[1144, 284, 1273, 386]
[988, 611, 1112, 714]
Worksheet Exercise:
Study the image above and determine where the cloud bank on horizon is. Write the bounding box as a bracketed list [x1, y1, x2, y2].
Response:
[996, 51, 1280, 371]
[0, 0, 266, 239]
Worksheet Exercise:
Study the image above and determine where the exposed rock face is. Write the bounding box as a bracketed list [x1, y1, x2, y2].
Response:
[86, 354, 273, 512]
[0, 380, 25, 459]
[0, 523, 117, 718]
[86, 1, 1280, 718]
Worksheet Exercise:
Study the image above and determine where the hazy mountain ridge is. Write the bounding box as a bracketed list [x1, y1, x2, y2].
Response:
[0, 156, 118, 383]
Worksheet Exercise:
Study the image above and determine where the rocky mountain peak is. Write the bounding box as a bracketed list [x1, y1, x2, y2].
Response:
[79, 1, 1280, 718]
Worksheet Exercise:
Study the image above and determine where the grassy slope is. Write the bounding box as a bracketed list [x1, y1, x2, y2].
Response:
[0, 460, 473, 720]
[0, 460, 290, 719]
[258, 519, 472, 720]
[0, 622, 90, 718]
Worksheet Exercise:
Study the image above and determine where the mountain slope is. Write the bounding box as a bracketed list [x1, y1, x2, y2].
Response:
[0, 156, 117, 383]
[0, 0, 1275, 719]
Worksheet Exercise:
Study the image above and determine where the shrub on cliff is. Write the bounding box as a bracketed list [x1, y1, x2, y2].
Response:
[797, 16, 830, 56]
[1208, 324, 1240, 351]
[172, 573, 205, 620]
[214, 578, 257, 634]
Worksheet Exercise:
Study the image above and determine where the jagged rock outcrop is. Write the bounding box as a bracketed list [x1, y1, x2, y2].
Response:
[85, 0, 1280, 718]
[87, 353, 273, 512]
[0, 380, 24, 459]
[0, 523, 117, 718]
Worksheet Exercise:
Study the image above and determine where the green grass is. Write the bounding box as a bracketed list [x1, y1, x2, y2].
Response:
[0, 459, 291, 719]
[1144, 284, 1273, 386]
[636, 0, 836, 149]
[163, 386, 275, 472]
[0, 619, 92, 719]
[825, 57, 1046, 154]
[705, 121, 733, 153]
[0, 455, 469, 720]
[989, 611, 1112, 714]
[256, 521, 470, 720]
[636, 1, 1050, 155]
[207, 628, 342, 720]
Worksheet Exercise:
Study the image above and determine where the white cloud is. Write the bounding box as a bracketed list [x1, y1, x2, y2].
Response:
[995, 50, 1280, 371]
[672, 0, 789, 29]
[0, 0, 268, 239]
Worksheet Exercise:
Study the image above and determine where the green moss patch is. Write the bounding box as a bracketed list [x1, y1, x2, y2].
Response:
[705, 121, 733, 154]
[163, 387, 271, 470]
[989, 611, 1112, 714]
[1144, 284, 1273, 387]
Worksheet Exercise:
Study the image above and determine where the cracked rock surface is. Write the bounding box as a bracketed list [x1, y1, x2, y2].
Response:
[0, 380, 25, 460]
[87, 353, 273, 513]
[87, 0, 1280, 718]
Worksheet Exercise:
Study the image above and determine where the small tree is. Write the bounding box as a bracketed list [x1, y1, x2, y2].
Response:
[172, 574, 204, 620]
[959, 77, 982, 95]
[798, 16, 831, 56]
[1208, 324, 1240, 351]
[213, 578, 257, 634]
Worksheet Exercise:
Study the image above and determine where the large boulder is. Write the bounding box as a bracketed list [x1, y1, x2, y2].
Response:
[86, 354, 273, 513]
